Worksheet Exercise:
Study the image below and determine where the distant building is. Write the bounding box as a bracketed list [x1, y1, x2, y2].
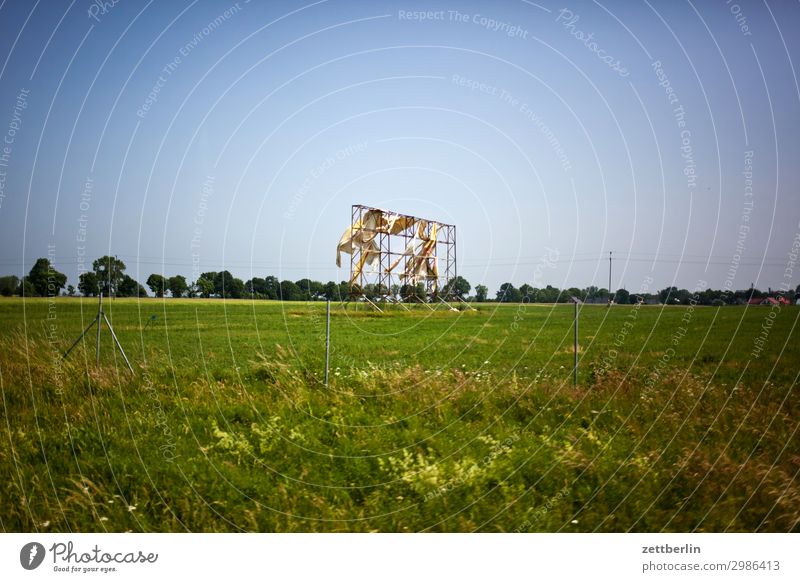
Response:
[748, 296, 791, 306]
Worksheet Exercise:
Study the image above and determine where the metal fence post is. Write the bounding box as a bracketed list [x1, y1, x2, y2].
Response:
[324, 300, 331, 386]
[96, 292, 103, 367]
[573, 299, 579, 385]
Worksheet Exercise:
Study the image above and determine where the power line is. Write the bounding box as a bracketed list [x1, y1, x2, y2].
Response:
[0, 253, 791, 270]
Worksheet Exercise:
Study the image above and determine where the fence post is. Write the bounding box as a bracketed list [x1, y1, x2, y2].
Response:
[96, 292, 103, 367]
[573, 299, 579, 385]
[324, 300, 331, 386]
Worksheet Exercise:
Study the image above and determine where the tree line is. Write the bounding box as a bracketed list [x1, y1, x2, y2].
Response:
[493, 281, 799, 305]
[0, 256, 797, 305]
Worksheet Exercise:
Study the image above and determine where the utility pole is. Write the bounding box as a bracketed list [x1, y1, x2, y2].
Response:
[608, 251, 613, 305]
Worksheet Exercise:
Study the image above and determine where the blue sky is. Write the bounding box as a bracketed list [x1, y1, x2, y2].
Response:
[0, 0, 798, 295]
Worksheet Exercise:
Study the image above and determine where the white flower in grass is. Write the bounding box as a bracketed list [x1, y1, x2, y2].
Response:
[127, 505, 137, 512]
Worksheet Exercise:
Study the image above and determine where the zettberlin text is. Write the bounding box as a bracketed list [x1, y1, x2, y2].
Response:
[642, 544, 701, 554]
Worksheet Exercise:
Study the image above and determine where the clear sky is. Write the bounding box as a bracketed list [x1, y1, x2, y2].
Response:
[0, 0, 798, 296]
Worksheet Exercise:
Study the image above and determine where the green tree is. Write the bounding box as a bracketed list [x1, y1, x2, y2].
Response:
[400, 283, 425, 302]
[199, 272, 218, 285]
[196, 277, 214, 298]
[339, 281, 350, 301]
[213, 271, 244, 298]
[443, 276, 471, 299]
[658, 286, 677, 304]
[278, 280, 301, 301]
[295, 278, 312, 300]
[675, 289, 693, 305]
[323, 281, 339, 301]
[496, 282, 521, 303]
[538, 285, 561, 303]
[18, 278, 36, 296]
[698, 289, 722, 305]
[263, 276, 279, 300]
[118, 275, 145, 297]
[78, 271, 99, 296]
[93, 255, 126, 296]
[296, 278, 323, 300]
[566, 287, 585, 302]
[0, 275, 19, 297]
[67, 284, 76, 297]
[519, 283, 536, 301]
[168, 275, 188, 298]
[28, 258, 67, 297]
[588, 287, 609, 303]
[614, 288, 630, 304]
[147, 274, 167, 298]
[474, 284, 488, 302]
[246, 277, 267, 298]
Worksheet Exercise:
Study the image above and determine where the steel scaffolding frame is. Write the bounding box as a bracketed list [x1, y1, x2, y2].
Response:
[347, 204, 456, 302]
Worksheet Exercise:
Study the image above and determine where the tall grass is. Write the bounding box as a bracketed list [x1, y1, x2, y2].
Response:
[1, 303, 797, 531]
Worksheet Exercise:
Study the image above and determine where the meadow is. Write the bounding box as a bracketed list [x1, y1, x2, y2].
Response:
[1, 297, 797, 532]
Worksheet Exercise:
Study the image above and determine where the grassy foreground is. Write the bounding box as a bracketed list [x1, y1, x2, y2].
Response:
[1, 297, 798, 532]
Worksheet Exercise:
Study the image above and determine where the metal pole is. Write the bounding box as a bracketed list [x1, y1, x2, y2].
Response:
[608, 251, 612, 305]
[96, 292, 103, 367]
[103, 313, 134, 374]
[324, 300, 331, 386]
[574, 300, 579, 385]
[63, 318, 97, 359]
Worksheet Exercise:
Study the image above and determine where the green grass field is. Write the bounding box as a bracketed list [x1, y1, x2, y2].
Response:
[1, 297, 798, 532]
